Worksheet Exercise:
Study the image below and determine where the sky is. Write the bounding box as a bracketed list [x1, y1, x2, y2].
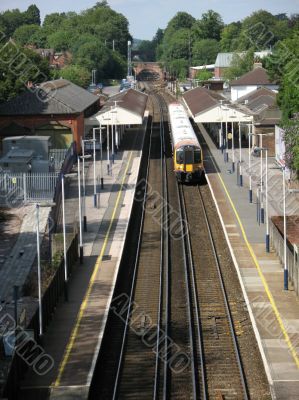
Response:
[0, 0, 298, 40]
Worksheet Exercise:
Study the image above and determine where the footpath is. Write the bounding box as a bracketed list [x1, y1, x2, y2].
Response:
[199, 123, 299, 399]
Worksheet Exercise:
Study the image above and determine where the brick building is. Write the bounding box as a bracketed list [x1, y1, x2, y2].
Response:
[0, 79, 100, 152]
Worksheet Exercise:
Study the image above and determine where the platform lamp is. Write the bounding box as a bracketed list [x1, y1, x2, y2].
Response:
[36, 202, 56, 337]
[282, 165, 288, 290]
[219, 100, 224, 153]
[61, 173, 76, 301]
[102, 114, 112, 175]
[255, 147, 269, 252]
[228, 109, 237, 173]
[77, 154, 91, 264]
[112, 100, 123, 153]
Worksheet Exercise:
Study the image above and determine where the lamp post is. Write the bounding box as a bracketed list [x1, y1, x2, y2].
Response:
[238, 121, 243, 186]
[81, 139, 87, 232]
[77, 155, 91, 264]
[99, 123, 104, 189]
[283, 166, 288, 290]
[225, 108, 229, 162]
[61, 173, 76, 301]
[231, 121, 235, 172]
[219, 100, 224, 153]
[36, 202, 55, 337]
[248, 128, 253, 203]
[255, 147, 269, 252]
[92, 128, 97, 207]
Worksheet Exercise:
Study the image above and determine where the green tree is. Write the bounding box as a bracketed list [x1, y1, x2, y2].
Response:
[51, 65, 90, 87]
[223, 48, 255, 81]
[220, 22, 241, 51]
[48, 30, 75, 51]
[43, 13, 67, 35]
[168, 58, 188, 80]
[163, 29, 191, 62]
[238, 10, 290, 50]
[24, 5, 41, 26]
[0, 9, 24, 37]
[0, 42, 50, 102]
[13, 24, 41, 46]
[196, 10, 224, 41]
[192, 39, 220, 65]
[138, 40, 156, 61]
[195, 69, 213, 81]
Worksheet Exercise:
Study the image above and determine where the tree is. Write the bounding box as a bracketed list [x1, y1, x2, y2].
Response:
[238, 10, 290, 50]
[51, 65, 90, 87]
[24, 5, 41, 26]
[223, 48, 255, 81]
[282, 119, 299, 174]
[195, 69, 213, 81]
[197, 10, 224, 41]
[220, 22, 241, 51]
[168, 58, 189, 80]
[192, 39, 220, 65]
[0, 42, 50, 102]
[138, 40, 156, 61]
[13, 24, 41, 46]
[163, 29, 191, 62]
[0, 9, 24, 37]
[48, 30, 75, 51]
[43, 13, 68, 35]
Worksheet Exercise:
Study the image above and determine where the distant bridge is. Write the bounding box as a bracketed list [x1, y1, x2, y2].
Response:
[133, 62, 164, 80]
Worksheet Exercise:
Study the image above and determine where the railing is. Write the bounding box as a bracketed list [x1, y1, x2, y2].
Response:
[0, 172, 59, 206]
[270, 219, 299, 296]
[0, 143, 76, 207]
[3, 233, 79, 399]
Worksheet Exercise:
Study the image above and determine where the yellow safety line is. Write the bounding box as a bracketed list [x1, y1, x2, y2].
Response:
[216, 171, 299, 368]
[54, 152, 133, 387]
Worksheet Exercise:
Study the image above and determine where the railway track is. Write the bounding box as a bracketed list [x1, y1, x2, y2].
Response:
[90, 84, 271, 400]
[180, 184, 249, 399]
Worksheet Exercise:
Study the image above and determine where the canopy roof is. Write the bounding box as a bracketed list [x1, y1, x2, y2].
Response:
[85, 88, 148, 126]
[182, 87, 253, 123]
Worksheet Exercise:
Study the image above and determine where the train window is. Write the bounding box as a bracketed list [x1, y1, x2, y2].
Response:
[185, 149, 193, 164]
[176, 150, 184, 164]
[194, 150, 201, 163]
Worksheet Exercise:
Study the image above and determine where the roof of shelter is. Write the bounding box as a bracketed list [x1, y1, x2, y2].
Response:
[182, 87, 226, 116]
[86, 88, 148, 125]
[0, 79, 99, 116]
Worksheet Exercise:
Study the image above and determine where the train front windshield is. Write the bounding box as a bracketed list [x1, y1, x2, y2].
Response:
[176, 146, 201, 164]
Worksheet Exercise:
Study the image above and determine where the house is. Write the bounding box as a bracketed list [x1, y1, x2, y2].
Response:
[230, 66, 278, 101]
[27, 47, 72, 69]
[235, 87, 281, 155]
[0, 79, 100, 152]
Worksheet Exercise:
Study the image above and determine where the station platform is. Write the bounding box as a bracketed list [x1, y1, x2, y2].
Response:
[199, 123, 299, 399]
[19, 122, 146, 399]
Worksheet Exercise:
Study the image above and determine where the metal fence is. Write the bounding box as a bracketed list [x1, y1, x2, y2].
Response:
[0, 172, 59, 206]
[3, 233, 79, 399]
[270, 219, 299, 296]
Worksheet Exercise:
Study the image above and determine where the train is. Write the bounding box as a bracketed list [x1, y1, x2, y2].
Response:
[168, 102, 204, 183]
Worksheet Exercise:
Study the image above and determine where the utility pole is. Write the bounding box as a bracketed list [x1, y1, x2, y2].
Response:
[127, 40, 132, 77]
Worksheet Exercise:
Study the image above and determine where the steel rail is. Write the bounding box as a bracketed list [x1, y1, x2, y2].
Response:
[197, 186, 250, 400]
[179, 184, 208, 399]
[111, 109, 155, 400]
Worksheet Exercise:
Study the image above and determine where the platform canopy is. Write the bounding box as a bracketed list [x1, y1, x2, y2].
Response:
[182, 86, 253, 124]
[85, 88, 148, 127]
